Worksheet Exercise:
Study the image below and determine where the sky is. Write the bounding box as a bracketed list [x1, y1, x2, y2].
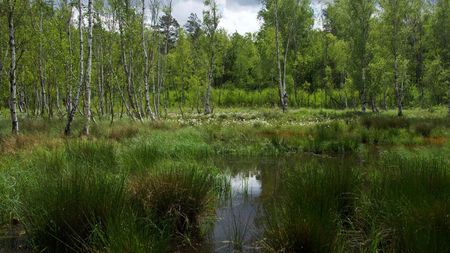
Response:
[171, 0, 332, 34]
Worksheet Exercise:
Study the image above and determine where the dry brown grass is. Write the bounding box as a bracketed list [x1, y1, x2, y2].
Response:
[424, 136, 447, 146]
[108, 125, 140, 141]
[0, 134, 63, 154]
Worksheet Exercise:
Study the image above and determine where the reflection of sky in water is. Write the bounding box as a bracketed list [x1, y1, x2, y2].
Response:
[192, 154, 358, 253]
[230, 172, 261, 199]
[212, 171, 263, 252]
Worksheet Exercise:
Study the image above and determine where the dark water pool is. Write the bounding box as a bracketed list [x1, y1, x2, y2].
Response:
[191, 154, 361, 253]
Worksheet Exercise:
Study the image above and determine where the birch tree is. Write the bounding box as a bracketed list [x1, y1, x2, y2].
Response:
[149, 0, 160, 117]
[274, 0, 286, 111]
[7, 0, 18, 134]
[380, 0, 409, 116]
[37, 1, 49, 117]
[261, 0, 312, 112]
[83, 0, 93, 135]
[158, 0, 179, 117]
[347, 0, 375, 112]
[430, 0, 450, 116]
[203, 0, 220, 115]
[141, 0, 155, 120]
[65, 0, 84, 135]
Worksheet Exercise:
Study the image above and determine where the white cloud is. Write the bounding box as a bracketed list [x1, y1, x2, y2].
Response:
[172, 0, 205, 26]
[172, 0, 262, 34]
[220, 4, 262, 34]
[171, 0, 331, 34]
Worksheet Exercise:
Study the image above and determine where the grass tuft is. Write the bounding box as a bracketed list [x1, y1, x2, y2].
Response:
[128, 166, 222, 240]
[263, 163, 360, 252]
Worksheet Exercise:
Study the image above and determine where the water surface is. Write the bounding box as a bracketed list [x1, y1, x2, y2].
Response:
[195, 154, 360, 252]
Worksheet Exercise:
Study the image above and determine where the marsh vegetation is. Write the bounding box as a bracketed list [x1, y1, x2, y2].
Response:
[0, 108, 449, 252]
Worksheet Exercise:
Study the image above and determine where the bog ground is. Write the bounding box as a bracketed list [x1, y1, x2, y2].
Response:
[0, 108, 449, 252]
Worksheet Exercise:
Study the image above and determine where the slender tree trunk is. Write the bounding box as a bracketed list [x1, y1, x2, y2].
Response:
[97, 26, 105, 118]
[204, 1, 217, 115]
[118, 20, 139, 119]
[282, 36, 290, 109]
[179, 76, 185, 118]
[38, 10, 48, 117]
[8, 1, 19, 135]
[83, 0, 93, 135]
[181, 75, 186, 106]
[394, 50, 403, 116]
[130, 53, 144, 121]
[370, 96, 379, 113]
[142, 0, 155, 120]
[66, 8, 74, 115]
[117, 83, 134, 119]
[56, 85, 62, 116]
[19, 88, 25, 113]
[204, 44, 214, 114]
[110, 82, 115, 124]
[392, 12, 403, 117]
[157, 45, 162, 115]
[274, 0, 286, 112]
[65, 0, 84, 136]
[361, 67, 366, 112]
[34, 81, 40, 115]
[98, 60, 105, 117]
[150, 12, 159, 118]
[153, 46, 159, 117]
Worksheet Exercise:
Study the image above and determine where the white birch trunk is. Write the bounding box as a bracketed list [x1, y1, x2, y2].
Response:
[65, 0, 84, 135]
[142, 0, 155, 120]
[83, 0, 93, 135]
[274, 0, 287, 112]
[8, 2, 19, 134]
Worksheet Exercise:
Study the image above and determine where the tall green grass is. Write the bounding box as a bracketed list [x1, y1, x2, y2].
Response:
[129, 166, 226, 240]
[13, 144, 224, 252]
[19, 157, 131, 253]
[120, 129, 210, 172]
[263, 163, 361, 252]
[360, 150, 450, 253]
[262, 150, 450, 253]
[65, 140, 118, 171]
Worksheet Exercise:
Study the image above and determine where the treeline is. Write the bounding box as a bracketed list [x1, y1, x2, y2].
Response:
[0, 0, 449, 134]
